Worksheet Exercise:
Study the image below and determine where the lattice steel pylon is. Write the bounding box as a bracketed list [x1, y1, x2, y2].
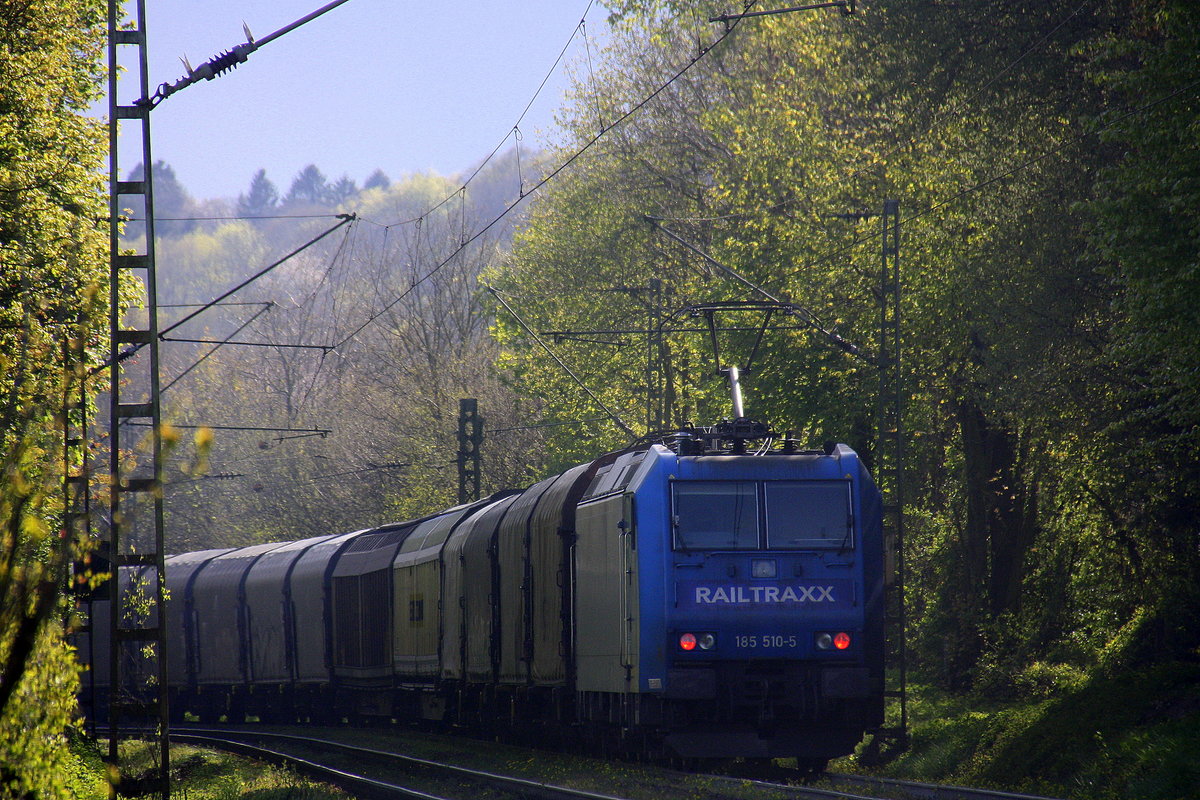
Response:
[63, 337, 94, 737]
[106, 0, 170, 794]
[871, 198, 908, 756]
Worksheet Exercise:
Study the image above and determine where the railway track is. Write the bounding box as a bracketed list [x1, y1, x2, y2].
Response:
[171, 726, 1070, 800]
[819, 772, 1069, 800]
[708, 769, 1070, 800]
[172, 727, 631, 800]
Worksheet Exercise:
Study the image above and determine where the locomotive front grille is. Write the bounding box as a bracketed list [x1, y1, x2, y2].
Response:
[728, 663, 812, 724]
[667, 662, 820, 725]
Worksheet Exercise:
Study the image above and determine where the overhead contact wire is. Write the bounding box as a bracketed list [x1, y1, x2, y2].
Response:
[486, 286, 637, 438]
[336, 2, 758, 352]
[356, 0, 597, 234]
[162, 302, 274, 392]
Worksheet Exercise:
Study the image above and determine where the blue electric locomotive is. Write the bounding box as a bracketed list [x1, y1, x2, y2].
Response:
[572, 435, 884, 763]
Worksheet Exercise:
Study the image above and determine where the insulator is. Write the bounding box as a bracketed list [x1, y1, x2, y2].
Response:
[205, 43, 254, 80]
[113, 346, 140, 365]
[207, 49, 245, 79]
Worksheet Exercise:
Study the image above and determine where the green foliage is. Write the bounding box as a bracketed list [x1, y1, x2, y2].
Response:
[0, 0, 109, 417]
[123, 745, 347, 800]
[975, 662, 1200, 799]
[0, 0, 110, 795]
[861, 664, 1200, 800]
[495, 0, 1200, 699]
[0, 625, 103, 799]
[1079, 0, 1200, 613]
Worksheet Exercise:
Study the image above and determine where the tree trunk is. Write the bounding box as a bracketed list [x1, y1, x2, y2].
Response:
[957, 396, 1039, 620]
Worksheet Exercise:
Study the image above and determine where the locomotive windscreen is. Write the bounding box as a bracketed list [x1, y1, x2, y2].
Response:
[672, 480, 852, 550]
[672, 481, 758, 549]
[764, 480, 852, 549]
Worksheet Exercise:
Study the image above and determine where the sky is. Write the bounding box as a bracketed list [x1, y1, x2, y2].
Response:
[112, 0, 605, 201]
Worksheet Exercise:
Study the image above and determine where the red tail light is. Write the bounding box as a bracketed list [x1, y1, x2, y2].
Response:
[679, 633, 697, 651]
[816, 631, 853, 651]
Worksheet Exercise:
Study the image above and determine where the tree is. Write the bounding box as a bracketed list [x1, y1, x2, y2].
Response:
[1076, 0, 1200, 663]
[363, 169, 391, 191]
[491, 6, 885, 462]
[155, 172, 541, 551]
[493, 0, 1173, 692]
[328, 176, 358, 205]
[0, 0, 110, 793]
[284, 164, 330, 207]
[123, 160, 196, 237]
[236, 168, 279, 218]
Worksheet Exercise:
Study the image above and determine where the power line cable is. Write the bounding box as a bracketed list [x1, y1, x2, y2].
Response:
[355, 0, 599, 233]
[162, 213, 355, 339]
[297, 216, 356, 326]
[486, 417, 610, 434]
[221, 461, 413, 492]
[101, 217, 352, 381]
[162, 302, 274, 392]
[486, 285, 637, 437]
[159, 301, 271, 308]
[288, 220, 360, 419]
[132, 213, 344, 221]
[645, 216, 868, 360]
[710, 2, 851, 23]
[336, 1, 760, 352]
[162, 337, 333, 352]
[124, 422, 332, 436]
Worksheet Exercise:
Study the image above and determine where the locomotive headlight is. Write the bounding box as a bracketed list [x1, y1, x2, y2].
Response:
[751, 559, 777, 578]
[679, 632, 716, 651]
[815, 632, 834, 650]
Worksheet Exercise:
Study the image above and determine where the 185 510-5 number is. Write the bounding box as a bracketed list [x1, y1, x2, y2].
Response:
[734, 634, 799, 649]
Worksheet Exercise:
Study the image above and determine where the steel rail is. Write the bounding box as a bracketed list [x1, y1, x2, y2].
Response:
[174, 728, 633, 800]
[705, 772, 1075, 800]
[707, 769, 1070, 800]
[172, 733, 447, 800]
[823, 772, 1068, 800]
[705, 772, 885, 800]
[156, 726, 1069, 800]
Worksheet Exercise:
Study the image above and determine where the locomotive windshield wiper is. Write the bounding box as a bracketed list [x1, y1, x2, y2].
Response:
[837, 515, 854, 554]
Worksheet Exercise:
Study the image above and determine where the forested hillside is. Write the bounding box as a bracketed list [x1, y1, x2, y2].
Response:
[491, 0, 1200, 721]
[134, 154, 545, 551]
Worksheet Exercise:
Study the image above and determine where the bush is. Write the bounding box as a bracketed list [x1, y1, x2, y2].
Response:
[0, 624, 104, 799]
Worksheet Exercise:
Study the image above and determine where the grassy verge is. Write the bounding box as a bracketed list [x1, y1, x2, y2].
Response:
[166, 746, 349, 800]
[835, 660, 1200, 799]
[72, 740, 350, 800]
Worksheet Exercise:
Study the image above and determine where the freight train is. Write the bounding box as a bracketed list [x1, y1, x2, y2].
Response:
[85, 422, 886, 769]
